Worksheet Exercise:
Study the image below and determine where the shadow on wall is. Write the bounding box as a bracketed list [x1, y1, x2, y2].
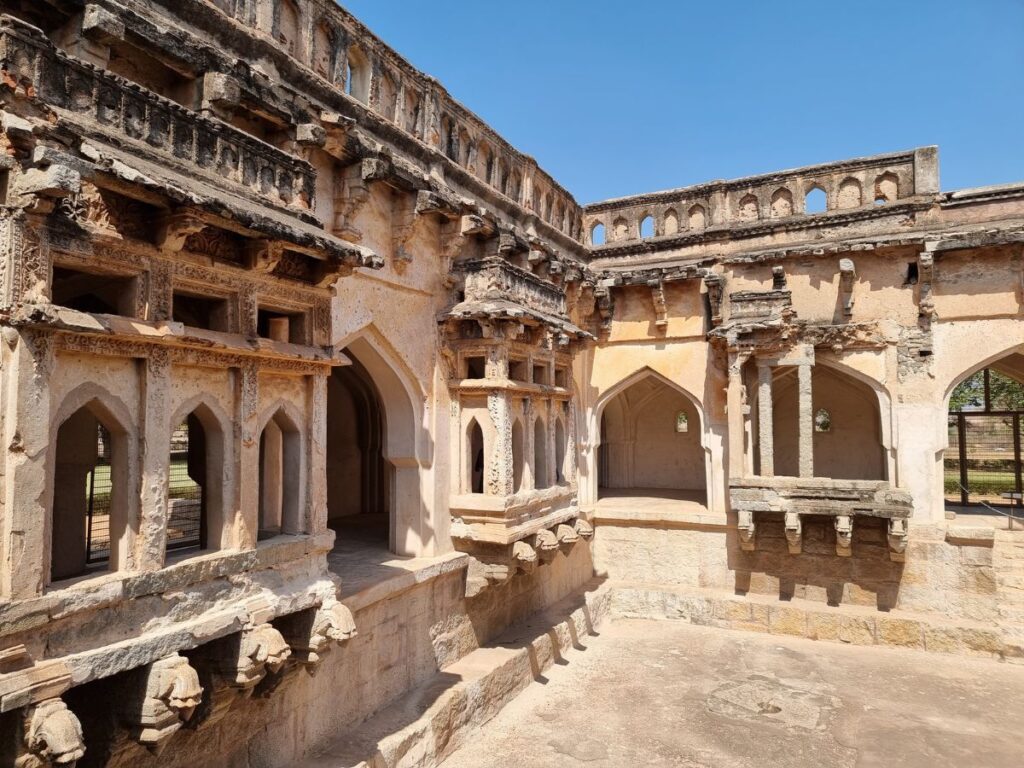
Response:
[726, 514, 904, 611]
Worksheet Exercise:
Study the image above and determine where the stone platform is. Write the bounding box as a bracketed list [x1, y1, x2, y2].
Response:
[437, 619, 1024, 768]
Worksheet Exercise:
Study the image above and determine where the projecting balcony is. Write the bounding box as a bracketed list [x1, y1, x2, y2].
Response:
[729, 476, 912, 560]
[0, 15, 315, 217]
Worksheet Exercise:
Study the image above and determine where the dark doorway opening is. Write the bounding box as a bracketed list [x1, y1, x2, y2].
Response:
[327, 349, 389, 547]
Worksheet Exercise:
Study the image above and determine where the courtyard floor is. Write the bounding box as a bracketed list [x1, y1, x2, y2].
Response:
[437, 619, 1024, 768]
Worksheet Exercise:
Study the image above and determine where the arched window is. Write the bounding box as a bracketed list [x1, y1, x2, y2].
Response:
[512, 419, 525, 492]
[639, 215, 655, 238]
[663, 209, 679, 235]
[688, 204, 706, 230]
[274, 0, 302, 58]
[814, 409, 832, 433]
[51, 402, 128, 582]
[555, 418, 567, 484]
[258, 409, 303, 539]
[591, 223, 606, 246]
[675, 411, 689, 433]
[404, 90, 422, 135]
[345, 46, 370, 103]
[837, 177, 863, 209]
[875, 172, 898, 204]
[441, 117, 457, 160]
[533, 418, 549, 490]
[508, 171, 522, 202]
[613, 217, 628, 241]
[467, 418, 485, 494]
[312, 21, 336, 80]
[477, 143, 492, 183]
[167, 414, 206, 553]
[770, 188, 793, 218]
[804, 186, 827, 214]
[377, 72, 397, 122]
[737, 194, 759, 221]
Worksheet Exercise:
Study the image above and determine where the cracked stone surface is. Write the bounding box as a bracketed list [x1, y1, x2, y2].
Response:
[438, 619, 1024, 768]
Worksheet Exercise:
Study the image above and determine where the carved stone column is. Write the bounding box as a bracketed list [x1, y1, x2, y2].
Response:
[726, 356, 747, 479]
[488, 392, 513, 496]
[757, 362, 774, 477]
[798, 363, 814, 478]
[137, 349, 172, 570]
[306, 372, 328, 534]
[235, 363, 260, 549]
[1, 330, 54, 598]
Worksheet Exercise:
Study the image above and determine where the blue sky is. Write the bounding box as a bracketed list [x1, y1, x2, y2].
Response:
[341, 0, 1024, 204]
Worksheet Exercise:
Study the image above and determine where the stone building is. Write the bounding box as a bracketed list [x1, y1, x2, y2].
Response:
[0, 1, 1020, 766]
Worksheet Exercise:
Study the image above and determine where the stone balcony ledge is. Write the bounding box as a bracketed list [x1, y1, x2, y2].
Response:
[0, 14, 317, 217]
[729, 476, 912, 559]
[8, 304, 347, 369]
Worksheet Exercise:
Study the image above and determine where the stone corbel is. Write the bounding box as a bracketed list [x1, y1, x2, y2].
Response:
[201, 72, 243, 113]
[120, 654, 202, 753]
[649, 279, 668, 330]
[391, 192, 430, 270]
[703, 274, 724, 327]
[244, 239, 285, 274]
[835, 515, 854, 556]
[737, 509, 756, 551]
[555, 523, 579, 548]
[333, 165, 373, 243]
[784, 512, 802, 554]
[838, 258, 856, 317]
[513, 541, 538, 574]
[460, 213, 496, 239]
[154, 211, 205, 252]
[574, 519, 594, 540]
[16, 698, 85, 768]
[594, 284, 615, 335]
[533, 529, 559, 563]
[888, 518, 909, 561]
[498, 230, 529, 259]
[772, 265, 787, 290]
[918, 247, 936, 323]
[224, 624, 291, 692]
[282, 600, 358, 670]
[12, 165, 81, 215]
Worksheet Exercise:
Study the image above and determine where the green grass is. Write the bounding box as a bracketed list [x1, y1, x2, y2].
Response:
[87, 460, 200, 503]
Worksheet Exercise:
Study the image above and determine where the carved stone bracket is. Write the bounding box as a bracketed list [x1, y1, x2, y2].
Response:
[154, 211, 206, 252]
[245, 240, 285, 274]
[120, 654, 202, 753]
[333, 165, 372, 243]
[839, 258, 856, 317]
[835, 514, 854, 557]
[281, 601, 357, 670]
[555, 523, 579, 548]
[533, 529, 560, 563]
[574, 518, 594, 540]
[703, 274, 724, 328]
[512, 540, 538, 574]
[784, 511, 802, 554]
[223, 624, 292, 692]
[918, 247, 936, 330]
[16, 698, 85, 768]
[888, 517, 909, 561]
[737, 509, 756, 551]
[649, 279, 668, 329]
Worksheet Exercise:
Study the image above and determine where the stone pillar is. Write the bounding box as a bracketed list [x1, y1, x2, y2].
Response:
[1, 330, 54, 598]
[798, 362, 814, 478]
[491, 392, 513, 494]
[757, 362, 774, 477]
[307, 372, 328, 534]
[726, 360, 746, 479]
[137, 349, 172, 570]
[235, 363, 260, 549]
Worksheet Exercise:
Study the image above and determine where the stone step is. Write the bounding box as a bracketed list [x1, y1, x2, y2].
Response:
[296, 582, 611, 768]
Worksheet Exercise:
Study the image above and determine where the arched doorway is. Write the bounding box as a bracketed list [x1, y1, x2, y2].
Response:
[597, 372, 707, 508]
[946, 359, 1024, 509]
[327, 349, 388, 545]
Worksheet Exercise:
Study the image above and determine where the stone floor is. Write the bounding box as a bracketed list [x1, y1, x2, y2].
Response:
[438, 619, 1024, 768]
